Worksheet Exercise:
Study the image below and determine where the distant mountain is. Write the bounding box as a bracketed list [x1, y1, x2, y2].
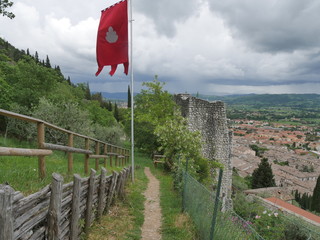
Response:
[97, 92, 138, 101]
[194, 93, 320, 109]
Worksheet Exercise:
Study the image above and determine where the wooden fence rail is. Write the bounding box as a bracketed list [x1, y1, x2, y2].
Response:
[0, 167, 132, 240]
[0, 109, 130, 178]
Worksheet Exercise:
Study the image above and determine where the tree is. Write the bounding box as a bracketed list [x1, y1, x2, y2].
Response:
[114, 103, 119, 122]
[82, 82, 91, 100]
[34, 51, 39, 63]
[127, 85, 131, 108]
[129, 76, 176, 154]
[107, 101, 113, 111]
[311, 175, 320, 213]
[252, 158, 276, 189]
[67, 76, 72, 85]
[0, 0, 15, 19]
[0, 75, 12, 109]
[45, 55, 51, 68]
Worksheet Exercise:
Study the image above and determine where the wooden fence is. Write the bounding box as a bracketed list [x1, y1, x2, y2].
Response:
[0, 109, 130, 178]
[0, 166, 132, 240]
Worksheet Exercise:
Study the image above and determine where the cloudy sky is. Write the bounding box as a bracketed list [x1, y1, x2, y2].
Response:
[1, 0, 320, 95]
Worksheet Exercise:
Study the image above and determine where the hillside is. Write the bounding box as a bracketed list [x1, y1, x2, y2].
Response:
[196, 93, 320, 109]
[0, 37, 126, 145]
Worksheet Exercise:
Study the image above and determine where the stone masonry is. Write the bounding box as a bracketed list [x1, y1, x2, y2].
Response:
[175, 94, 233, 210]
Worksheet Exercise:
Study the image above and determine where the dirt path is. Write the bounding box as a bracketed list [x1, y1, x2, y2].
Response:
[141, 167, 162, 240]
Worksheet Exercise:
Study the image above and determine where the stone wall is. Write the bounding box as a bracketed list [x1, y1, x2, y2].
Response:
[175, 94, 233, 210]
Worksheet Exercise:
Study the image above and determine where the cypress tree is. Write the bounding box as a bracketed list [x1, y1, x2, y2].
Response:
[45, 55, 51, 68]
[67, 76, 72, 86]
[84, 82, 91, 100]
[34, 51, 39, 63]
[107, 101, 113, 112]
[252, 158, 276, 189]
[127, 85, 131, 108]
[311, 175, 320, 213]
[114, 103, 119, 122]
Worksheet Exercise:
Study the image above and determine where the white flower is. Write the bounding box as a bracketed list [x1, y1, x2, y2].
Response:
[263, 210, 267, 214]
[274, 212, 279, 217]
[268, 214, 271, 217]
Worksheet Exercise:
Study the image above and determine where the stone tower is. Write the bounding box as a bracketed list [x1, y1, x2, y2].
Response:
[175, 94, 233, 210]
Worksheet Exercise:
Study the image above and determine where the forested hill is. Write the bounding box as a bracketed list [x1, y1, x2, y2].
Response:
[0, 37, 126, 145]
[196, 94, 320, 109]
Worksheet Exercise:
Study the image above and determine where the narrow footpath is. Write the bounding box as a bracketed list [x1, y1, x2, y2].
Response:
[141, 167, 162, 240]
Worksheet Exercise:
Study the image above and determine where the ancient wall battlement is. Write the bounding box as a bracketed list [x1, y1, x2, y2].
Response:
[175, 94, 233, 209]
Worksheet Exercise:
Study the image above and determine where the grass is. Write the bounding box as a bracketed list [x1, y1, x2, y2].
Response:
[1, 135, 199, 239]
[87, 164, 148, 239]
[150, 166, 198, 240]
[0, 136, 129, 195]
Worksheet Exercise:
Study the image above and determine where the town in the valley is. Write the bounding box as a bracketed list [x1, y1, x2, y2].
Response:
[231, 119, 320, 196]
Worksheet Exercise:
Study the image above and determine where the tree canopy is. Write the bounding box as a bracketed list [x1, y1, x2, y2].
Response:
[252, 158, 276, 189]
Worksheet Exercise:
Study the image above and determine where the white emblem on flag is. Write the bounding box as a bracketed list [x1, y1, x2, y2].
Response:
[106, 26, 118, 43]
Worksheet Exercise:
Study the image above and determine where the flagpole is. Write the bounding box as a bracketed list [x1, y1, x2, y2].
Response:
[129, 0, 135, 182]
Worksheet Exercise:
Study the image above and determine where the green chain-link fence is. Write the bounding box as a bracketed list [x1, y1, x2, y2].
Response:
[182, 169, 263, 240]
[182, 167, 320, 240]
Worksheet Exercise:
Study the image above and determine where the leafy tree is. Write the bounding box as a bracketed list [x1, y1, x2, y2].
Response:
[0, 0, 15, 19]
[311, 175, 320, 213]
[130, 76, 175, 153]
[91, 92, 103, 104]
[83, 100, 116, 127]
[0, 74, 12, 109]
[252, 158, 276, 189]
[155, 112, 216, 181]
[12, 58, 57, 108]
[250, 144, 268, 157]
[32, 98, 93, 145]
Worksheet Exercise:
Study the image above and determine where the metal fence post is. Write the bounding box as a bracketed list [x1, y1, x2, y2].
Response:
[182, 158, 189, 212]
[210, 168, 223, 240]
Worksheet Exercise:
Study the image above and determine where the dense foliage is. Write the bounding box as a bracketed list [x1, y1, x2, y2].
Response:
[0, 37, 124, 145]
[130, 77, 221, 182]
[311, 175, 320, 213]
[251, 158, 276, 189]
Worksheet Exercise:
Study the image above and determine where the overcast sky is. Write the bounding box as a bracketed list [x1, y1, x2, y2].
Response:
[1, 0, 320, 95]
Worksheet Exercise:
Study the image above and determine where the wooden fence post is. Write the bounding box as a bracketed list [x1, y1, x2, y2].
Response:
[95, 142, 100, 171]
[37, 122, 46, 179]
[84, 138, 89, 174]
[127, 150, 130, 164]
[0, 185, 14, 240]
[70, 174, 81, 240]
[85, 169, 96, 233]
[48, 173, 63, 240]
[97, 168, 107, 221]
[103, 144, 107, 168]
[105, 171, 118, 213]
[68, 133, 74, 173]
[109, 146, 113, 167]
[115, 147, 118, 167]
[122, 149, 125, 166]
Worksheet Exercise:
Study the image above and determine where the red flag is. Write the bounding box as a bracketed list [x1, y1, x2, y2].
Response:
[96, 0, 128, 76]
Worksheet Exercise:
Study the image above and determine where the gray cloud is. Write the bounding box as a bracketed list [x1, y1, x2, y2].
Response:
[208, 0, 320, 53]
[134, 0, 201, 37]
